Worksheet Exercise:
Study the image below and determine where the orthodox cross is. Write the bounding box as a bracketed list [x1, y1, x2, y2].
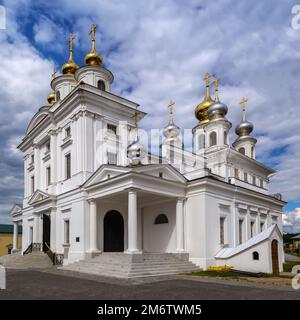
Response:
[89, 23, 97, 52]
[240, 97, 248, 113]
[203, 72, 211, 86]
[213, 76, 220, 100]
[68, 33, 75, 61]
[168, 100, 175, 120]
[52, 68, 57, 79]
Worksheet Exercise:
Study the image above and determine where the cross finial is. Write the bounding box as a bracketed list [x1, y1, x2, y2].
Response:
[203, 72, 211, 86]
[134, 112, 139, 129]
[168, 100, 175, 115]
[52, 68, 57, 79]
[240, 97, 248, 112]
[213, 76, 221, 101]
[89, 23, 97, 52]
[68, 33, 76, 61]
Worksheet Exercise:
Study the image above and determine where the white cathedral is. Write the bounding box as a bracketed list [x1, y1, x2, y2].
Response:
[10, 25, 286, 277]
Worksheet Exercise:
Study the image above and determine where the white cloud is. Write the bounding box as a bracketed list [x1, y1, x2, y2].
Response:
[0, 0, 299, 227]
[283, 208, 300, 233]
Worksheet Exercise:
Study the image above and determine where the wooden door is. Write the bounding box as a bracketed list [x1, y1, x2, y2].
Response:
[271, 239, 279, 274]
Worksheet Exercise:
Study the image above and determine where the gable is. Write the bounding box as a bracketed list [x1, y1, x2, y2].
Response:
[132, 164, 186, 183]
[83, 165, 130, 187]
[28, 190, 53, 205]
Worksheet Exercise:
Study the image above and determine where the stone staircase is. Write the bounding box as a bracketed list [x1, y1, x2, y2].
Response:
[60, 253, 201, 278]
[0, 252, 53, 269]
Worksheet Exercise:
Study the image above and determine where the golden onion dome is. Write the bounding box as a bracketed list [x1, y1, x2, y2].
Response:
[85, 23, 103, 66]
[85, 51, 103, 66]
[47, 91, 56, 106]
[62, 33, 78, 76]
[194, 72, 214, 125]
[62, 60, 78, 75]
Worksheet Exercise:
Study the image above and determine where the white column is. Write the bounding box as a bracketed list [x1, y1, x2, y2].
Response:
[266, 211, 272, 228]
[33, 214, 39, 243]
[176, 198, 185, 252]
[88, 199, 100, 253]
[126, 189, 140, 253]
[255, 213, 260, 235]
[50, 130, 57, 187]
[232, 204, 239, 246]
[50, 208, 57, 252]
[12, 222, 18, 252]
[245, 209, 251, 241]
[33, 145, 41, 190]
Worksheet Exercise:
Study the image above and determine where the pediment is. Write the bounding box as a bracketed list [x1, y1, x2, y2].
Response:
[132, 164, 186, 183]
[28, 190, 53, 205]
[10, 204, 22, 216]
[83, 165, 130, 187]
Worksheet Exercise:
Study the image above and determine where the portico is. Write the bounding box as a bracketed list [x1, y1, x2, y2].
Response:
[84, 164, 187, 256]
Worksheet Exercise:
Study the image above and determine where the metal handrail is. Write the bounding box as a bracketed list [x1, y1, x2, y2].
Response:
[23, 243, 32, 255]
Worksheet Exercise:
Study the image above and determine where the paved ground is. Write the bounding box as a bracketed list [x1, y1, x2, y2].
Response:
[0, 268, 300, 300]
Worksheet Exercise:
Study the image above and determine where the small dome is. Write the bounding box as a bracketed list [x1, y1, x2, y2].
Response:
[85, 51, 103, 66]
[194, 96, 214, 125]
[127, 136, 146, 166]
[208, 100, 228, 120]
[61, 60, 78, 75]
[235, 119, 254, 137]
[47, 92, 56, 106]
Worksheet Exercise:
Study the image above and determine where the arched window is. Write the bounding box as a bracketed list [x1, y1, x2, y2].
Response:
[154, 214, 168, 224]
[97, 80, 105, 91]
[224, 131, 228, 145]
[170, 145, 175, 163]
[56, 91, 61, 101]
[239, 147, 245, 155]
[253, 251, 259, 260]
[209, 131, 217, 147]
[251, 146, 254, 158]
[198, 134, 205, 149]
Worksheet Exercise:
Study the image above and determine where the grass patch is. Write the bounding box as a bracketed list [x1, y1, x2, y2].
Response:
[187, 270, 253, 278]
[283, 261, 300, 272]
[186, 270, 276, 278]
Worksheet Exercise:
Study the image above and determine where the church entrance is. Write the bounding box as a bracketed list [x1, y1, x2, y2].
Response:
[42, 214, 51, 252]
[104, 210, 124, 252]
[271, 239, 279, 274]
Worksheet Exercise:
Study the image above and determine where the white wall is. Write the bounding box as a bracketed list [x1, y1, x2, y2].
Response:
[143, 200, 176, 253]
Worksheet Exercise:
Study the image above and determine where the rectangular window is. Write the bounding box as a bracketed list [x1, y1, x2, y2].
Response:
[65, 153, 71, 179]
[239, 219, 243, 244]
[107, 152, 117, 165]
[64, 220, 70, 244]
[30, 154, 34, 164]
[220, 217, 225, 245]
[31, 176, 35, 194]
[65, 126, 71, 137]
[234, 168, 239, 179]
[46, 141, 50, 152]
[244, 172, 248, 182]
[260, 179, 263, 188]
[250, 221, 255, 238]
[46, 166, 51, 186]
[252, 176, 256, 185]
[260, 221, 264, 232]
[107, 124, 117, 135]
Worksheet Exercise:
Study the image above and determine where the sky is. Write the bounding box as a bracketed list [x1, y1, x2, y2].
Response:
[0, 0, 299, 232]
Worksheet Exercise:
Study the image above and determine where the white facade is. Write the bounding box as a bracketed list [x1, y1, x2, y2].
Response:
[13, 57, 285, 274]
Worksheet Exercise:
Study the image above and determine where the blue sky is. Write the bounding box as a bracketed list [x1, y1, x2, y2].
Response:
[0, 0, 299, 232]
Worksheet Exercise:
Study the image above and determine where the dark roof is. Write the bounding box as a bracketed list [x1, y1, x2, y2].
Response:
[291, 234, 300, 240]
[0, 224, 22, 234]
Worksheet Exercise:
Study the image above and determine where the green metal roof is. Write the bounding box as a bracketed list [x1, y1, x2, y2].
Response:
[0, 224, 22, 234]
